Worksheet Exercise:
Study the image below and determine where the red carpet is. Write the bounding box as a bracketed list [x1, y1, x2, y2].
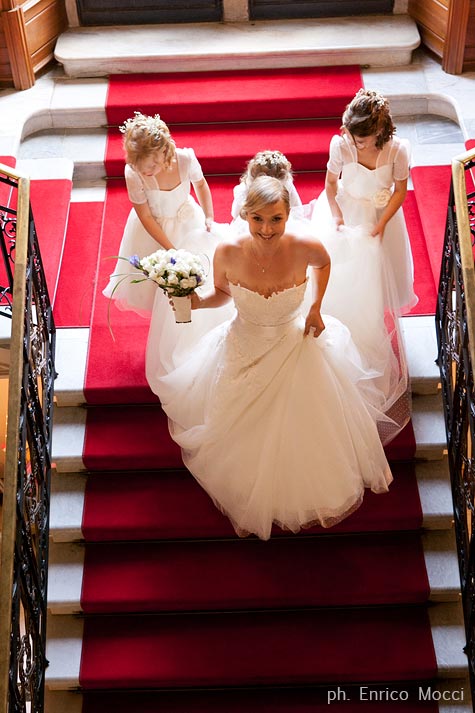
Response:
[80, 607, 435, 688]
[29, 177, 72, 304]
[53, 201, 104, 327]
[411, 165, 452, 290]
[83, 687, 439, 713]
[81, 461, 422, 542]
[404, 191, 437, 316]
[81, 531, 429, 613]
[84, 181, 157, 404]
[106, 66, 363, 125]
[78, 68, 439, 706]
[106, 118, 341, 177]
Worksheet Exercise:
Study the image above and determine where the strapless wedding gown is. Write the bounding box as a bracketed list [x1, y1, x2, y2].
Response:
[155, 281, 393, 540]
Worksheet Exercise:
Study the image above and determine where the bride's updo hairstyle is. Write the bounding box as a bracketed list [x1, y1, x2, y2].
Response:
[120, 112, 176, 170]
[240, 175, 290, 220]
[342, 89, 395, 150]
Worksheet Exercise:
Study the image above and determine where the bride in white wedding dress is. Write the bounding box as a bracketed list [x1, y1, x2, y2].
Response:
[150, 176, 394, 540]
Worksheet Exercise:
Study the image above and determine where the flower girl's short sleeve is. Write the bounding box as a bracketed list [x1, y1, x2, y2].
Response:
[183, 147, 205, 183]
[393, 138, 411, 182]
[124, 164, 147, 205]
[326, 135, 344, 175]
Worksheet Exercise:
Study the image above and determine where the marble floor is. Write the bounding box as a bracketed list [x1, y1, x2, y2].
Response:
[0, 47, 471, 195]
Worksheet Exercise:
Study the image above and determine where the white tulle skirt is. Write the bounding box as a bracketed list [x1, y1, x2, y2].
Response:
[308, 215, 411, 445]
[156, 299, 393, 541]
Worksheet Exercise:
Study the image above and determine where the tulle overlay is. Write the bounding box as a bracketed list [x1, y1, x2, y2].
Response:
[315, 219, 412, 445]
[308, 137, 416, 444]
[146, 227, 235, 383]
[155, 282, 393, 541]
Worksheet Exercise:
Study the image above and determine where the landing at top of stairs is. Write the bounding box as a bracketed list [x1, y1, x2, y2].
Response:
[54, 15, 420, 78]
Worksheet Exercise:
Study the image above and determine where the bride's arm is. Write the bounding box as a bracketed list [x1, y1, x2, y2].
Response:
[191, 244, 232, 310]
[303, 239, 331, 337]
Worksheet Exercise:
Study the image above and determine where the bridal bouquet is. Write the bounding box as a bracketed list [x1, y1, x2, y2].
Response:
[128, 248, 207, 322]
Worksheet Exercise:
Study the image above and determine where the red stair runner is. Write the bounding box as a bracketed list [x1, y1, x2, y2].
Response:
[81, 462, 422, 542]
[105, 118, 340, 177]
[83, 687, 439, 713]
[29, 177, 72, 304]
[80, 607, 436, 689]
[78, 67, 440, 708]
[53, 201, 104, 328]
[411, 165, 452, 290]
[81, 531, 429, 614]
[106, 66, 363, 125]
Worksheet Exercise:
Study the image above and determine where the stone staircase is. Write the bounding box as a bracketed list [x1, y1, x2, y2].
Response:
[44, 311, 472, 712]
[0, 12, 474, 712]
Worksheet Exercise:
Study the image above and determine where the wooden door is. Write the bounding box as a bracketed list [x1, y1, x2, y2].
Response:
[77, 0, 222, 26]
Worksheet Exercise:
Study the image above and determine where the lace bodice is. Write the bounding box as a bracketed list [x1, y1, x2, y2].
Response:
[229, 281, 307, 327]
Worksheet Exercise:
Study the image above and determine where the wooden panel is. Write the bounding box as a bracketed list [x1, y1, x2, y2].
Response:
[23, 0, 67, 56]
[417, 25, 444, 58]
[2, 6, 34, 89]
[443, 0, 469, 74]
[408, 0, 448, 40]
[77, 0, 222, 25]
[250, 0, 393, 19]
[462, 1, 475, 68]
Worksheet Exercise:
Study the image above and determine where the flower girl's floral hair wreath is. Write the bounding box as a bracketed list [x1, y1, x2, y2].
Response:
[241, 150, 293, 186]
[341, 89, 395, 150]
[119, 112, 176, 170]
[240, 175, 291, 220]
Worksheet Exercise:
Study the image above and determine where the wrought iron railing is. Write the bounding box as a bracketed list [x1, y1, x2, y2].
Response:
[0, 164, 56, 713]
[436, 146, 475, 704]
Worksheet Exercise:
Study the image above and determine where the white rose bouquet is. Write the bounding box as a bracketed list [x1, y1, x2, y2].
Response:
[128, 248, 207, 322]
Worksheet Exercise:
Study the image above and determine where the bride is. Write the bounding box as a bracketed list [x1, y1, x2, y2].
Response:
[150, 175, 394, 540]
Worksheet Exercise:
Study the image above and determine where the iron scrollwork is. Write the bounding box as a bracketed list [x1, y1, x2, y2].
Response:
[436, 154, 475, 706]
[0, 166, 56, 713]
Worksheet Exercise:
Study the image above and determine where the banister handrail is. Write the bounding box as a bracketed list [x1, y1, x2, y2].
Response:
[436, 146, 475, 709]
[0, 161, 56, 713]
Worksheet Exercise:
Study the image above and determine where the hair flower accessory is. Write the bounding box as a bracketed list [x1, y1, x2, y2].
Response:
[372, 188, 392, 209]
[119, 111, 162, 140]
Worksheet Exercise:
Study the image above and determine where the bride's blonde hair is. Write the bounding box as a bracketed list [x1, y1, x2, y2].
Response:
[120, 112, 176, 170]
[240, 176, 290, 219]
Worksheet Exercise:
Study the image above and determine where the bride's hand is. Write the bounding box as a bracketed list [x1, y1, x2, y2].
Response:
[304, 306, 325, 338]
[190, 292, 202, 310]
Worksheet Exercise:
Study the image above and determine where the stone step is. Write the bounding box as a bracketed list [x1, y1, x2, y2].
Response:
[49, 457, 454, 544]
[54, 16, 420, 79]
[50, 390, 447, 474]
[52, 315, 441, 409]
[43, 601, 468, 690]
[46, 528, 461, 616]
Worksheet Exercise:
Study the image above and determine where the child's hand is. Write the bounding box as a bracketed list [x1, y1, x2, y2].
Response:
[371, 222, 385, 240]
[205, 217, 213, 232]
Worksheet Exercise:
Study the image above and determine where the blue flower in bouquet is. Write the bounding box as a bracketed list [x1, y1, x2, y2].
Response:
[129, 254, 141, 269]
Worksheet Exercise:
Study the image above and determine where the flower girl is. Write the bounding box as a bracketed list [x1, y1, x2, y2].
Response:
[103, 111, 222, 316]
[311, 89, 416, 444]
[103, 112, 233, 379]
